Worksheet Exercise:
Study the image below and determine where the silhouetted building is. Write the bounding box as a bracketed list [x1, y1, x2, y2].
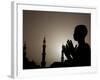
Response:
[41, 37, 46, 68]
[61, 45, 64, 62]
[23, 42, 40, 69]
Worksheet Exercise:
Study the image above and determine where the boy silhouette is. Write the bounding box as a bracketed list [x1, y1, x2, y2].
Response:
[63, 25, 91, 66]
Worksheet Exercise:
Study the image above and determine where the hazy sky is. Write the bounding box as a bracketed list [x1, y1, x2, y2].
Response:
[23, 10, 90, 67]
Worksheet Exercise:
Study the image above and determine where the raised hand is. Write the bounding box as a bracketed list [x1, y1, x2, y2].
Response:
[61, 40, 74, 60]
[67, 40, 74, 53]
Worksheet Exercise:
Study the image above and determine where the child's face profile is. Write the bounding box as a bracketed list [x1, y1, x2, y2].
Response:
[73, 25, 87, 42]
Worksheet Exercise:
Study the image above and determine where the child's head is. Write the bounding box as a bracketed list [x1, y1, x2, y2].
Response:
[73, 25, 88, 42]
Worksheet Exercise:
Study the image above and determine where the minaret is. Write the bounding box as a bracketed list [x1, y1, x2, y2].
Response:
[41, 37, 46, 68]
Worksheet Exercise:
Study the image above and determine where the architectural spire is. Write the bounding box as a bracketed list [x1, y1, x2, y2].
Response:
[43, 36, 46, 43]
[41, 36, 46, 68]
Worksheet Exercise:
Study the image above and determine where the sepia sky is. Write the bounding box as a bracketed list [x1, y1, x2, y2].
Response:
[23, 10, 90, 67]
